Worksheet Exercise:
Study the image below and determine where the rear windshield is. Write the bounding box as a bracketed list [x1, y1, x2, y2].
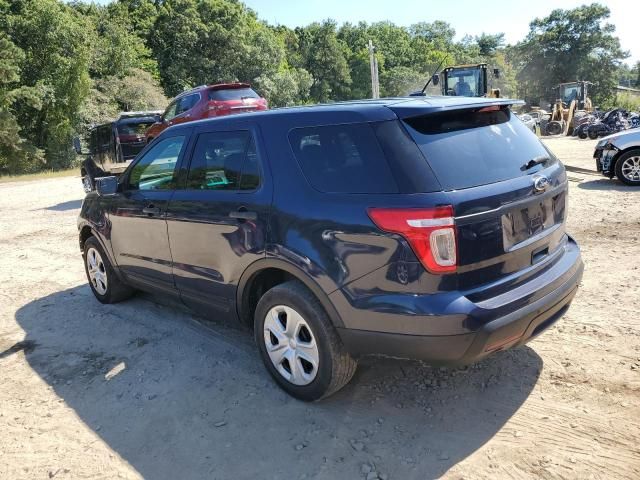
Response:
[117, 122, 154, 136]
[403, 108, 555, 190]
[208, 88, 260, 101]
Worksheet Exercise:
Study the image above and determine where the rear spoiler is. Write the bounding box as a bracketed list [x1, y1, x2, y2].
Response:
[390, 98, 525, 119]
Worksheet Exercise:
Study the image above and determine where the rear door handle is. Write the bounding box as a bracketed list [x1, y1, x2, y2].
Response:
[229, 210, 257, 221]
[142, 205, 161, 216]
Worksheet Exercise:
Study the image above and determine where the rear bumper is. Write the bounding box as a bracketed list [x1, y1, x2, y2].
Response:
[335, 239, 583, 365]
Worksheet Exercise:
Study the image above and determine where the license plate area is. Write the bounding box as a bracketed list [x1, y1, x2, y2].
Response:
[502, 191, 565, 250]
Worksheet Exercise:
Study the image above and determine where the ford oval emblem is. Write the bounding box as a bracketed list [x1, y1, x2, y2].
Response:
[533, 175, 550, 193]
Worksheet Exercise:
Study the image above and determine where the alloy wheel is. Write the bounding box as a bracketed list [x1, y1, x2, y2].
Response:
[263, 305, 320, 386]
[86, 247, 108, 295]
[621, 156, 640, 183]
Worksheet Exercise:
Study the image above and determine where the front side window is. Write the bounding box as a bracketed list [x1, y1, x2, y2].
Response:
[128, 136, 185, 191]
[186, 131, 260, 191]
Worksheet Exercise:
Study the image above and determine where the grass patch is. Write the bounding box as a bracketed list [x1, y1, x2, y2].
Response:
[0, 168, 78, 184]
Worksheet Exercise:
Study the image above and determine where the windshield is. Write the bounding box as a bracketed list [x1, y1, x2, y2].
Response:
[560, 84, 581, 104]
[208, 88, 260, 101]
[403, 108, 556, 190]
[445, 68, 483, 97]
[117, 122, 154, 136]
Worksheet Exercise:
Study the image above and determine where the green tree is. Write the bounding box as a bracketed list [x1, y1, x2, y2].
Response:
[0, 33, 43, 174]
[476, 33, 505, 57]
[254, 68, 313, 107]
[297, 20, 351, 102]
[513, 3, 628, 105]
[4, 0, 92, 170]
[151, 0, 284, 97]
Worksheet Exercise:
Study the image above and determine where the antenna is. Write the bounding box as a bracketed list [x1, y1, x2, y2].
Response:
[420, 55, 450, 95]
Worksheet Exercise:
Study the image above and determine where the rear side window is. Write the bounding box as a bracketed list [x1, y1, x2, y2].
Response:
[186, 131, 260, 191]
[208, 88, 260, 101]
[289, 123, 398, 193]
[403, 108, 555, 190]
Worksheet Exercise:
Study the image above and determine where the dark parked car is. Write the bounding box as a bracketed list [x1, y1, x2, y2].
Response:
[144, 83, 267, 142]
[77, 111, 161, 192]
[594, 127, 640, 185]
[78, 97, 583, 401]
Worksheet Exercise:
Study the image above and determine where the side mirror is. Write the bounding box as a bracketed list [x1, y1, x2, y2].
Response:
[95, 176, 119, 196]
[493, 68, 501, 78]
[432, 73, 440, 86]
[73, 136, 84, 155]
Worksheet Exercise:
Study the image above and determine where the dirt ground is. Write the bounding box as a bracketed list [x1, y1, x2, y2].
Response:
[1, 136, 639, 480]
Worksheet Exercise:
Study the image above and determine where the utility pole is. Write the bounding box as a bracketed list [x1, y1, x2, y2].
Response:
[368, 40, 380, 99]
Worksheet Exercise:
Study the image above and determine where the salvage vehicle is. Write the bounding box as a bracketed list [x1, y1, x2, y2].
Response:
[78, 96, 583, 401]
[75, 111, 161, 192]
[594, 127, 640, 185]
[145, 83, 267, 142]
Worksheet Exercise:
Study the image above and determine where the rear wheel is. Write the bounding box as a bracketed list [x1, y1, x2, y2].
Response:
[546, 121, 563, 136]
[83, 236, 134, 303]
[254, 281, 356, 401]
[587, 126, 600, 139]
[615, 149, 640, 186]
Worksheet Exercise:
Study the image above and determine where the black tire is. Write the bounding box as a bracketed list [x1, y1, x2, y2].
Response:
[254, 280, 357, 401]
[83, 236, 134, 304]
[614, 149, 640, 186]
[546, 121, 563, 136]
[587, 127, 600, 140]
[578, 126, 588, 139]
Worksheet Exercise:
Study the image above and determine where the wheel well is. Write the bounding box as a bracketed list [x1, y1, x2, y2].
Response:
[239, 268, 295, 328]
[612, 146, 640, 169]
[79, 226, 93, 253]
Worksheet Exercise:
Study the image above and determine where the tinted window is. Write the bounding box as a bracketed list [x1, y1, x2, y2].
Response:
[128, 136, 185, 191]
[117, 122, 154, 136]
[163, 101, 179, 121]
[177, 93, 200, 114]
[289, 123, 397, 193]
[208, 88, 260, 101]
[186, 131, 259, 191]
[403, 108, 556, 190]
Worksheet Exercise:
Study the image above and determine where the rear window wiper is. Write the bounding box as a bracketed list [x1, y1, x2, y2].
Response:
[521, 155, 550, 171]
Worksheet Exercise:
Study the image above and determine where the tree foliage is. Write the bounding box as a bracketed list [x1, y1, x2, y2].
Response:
[0, 0, 634, 174]
[513, 3, 628, 106]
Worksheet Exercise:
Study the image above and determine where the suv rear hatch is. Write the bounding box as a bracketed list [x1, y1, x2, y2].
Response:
[390, 101, 569, 301]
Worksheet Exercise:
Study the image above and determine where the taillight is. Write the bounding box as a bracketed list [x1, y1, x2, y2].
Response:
[367, 206, 457, 273]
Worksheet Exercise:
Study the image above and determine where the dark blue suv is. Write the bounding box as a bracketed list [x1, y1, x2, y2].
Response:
[78, 97, 583, 401]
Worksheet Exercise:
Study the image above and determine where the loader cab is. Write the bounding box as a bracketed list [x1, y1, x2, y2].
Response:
[439, 64, 501, 98]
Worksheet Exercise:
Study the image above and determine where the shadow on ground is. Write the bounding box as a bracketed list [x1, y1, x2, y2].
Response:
[577, 178, 638, 191]
[14, 286, 542, 480]
[39, 199, 83, 212]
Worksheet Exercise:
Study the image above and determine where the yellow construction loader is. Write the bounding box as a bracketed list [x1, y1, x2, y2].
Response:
[546, 81, 593, 135]
[438, 63, 501, 98]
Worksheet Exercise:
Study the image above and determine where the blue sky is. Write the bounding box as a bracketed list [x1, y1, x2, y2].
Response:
[94, 0, 639, 64]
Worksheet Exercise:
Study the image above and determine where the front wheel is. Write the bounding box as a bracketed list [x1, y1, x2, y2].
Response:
[83, 236, 134, 303]
[254, 281, 357, 401]
[615, 149, 640, 186]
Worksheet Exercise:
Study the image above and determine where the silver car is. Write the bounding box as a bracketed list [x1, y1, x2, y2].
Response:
[594, 127, 640, 185]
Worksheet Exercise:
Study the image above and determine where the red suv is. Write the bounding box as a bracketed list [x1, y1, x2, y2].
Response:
[145, 83, 267, 142]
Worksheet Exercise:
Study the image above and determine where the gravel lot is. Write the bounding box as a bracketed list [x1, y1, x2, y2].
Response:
[1, 136, 639, 480]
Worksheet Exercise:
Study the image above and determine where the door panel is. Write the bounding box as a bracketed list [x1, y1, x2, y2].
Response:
[108, 135, 188, 291]
[166, 127, 271, 313]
